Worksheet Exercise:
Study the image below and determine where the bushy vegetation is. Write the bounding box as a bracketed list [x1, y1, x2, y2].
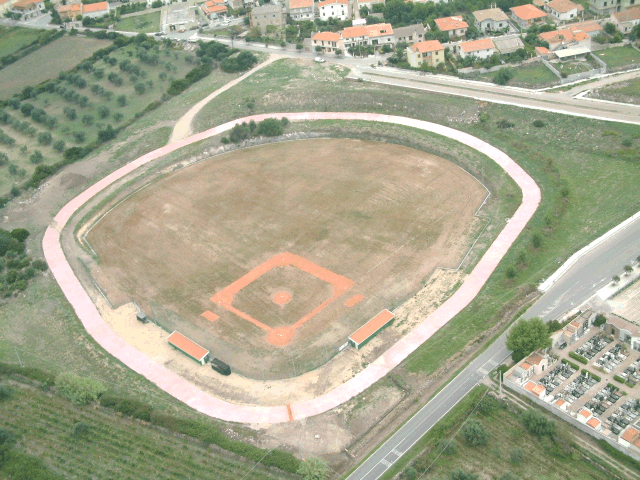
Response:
[223, 117, 289, 144]
[569, 351, 588, 365]
[55, 372, 106, 405]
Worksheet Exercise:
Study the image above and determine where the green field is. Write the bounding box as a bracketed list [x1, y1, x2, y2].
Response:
[554, 60, 591, 75]
[594, 45, 640, 69]
[592, 77, 640, 105]
[116, 12, 162, 34]
[0, 25, 45, 59]
[381, 386, 636, 480]
[0, 35, 111, 98]
[0, 377, 292, 480]
[465, 62, 559, 88]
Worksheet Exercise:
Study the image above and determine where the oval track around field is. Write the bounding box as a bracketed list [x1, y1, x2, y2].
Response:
[43, 113, 540, 424]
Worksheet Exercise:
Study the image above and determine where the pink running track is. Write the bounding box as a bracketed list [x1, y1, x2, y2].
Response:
[43, 113, 540, 424]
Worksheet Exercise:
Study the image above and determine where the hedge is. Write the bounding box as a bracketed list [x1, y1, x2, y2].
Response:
[0, 362, 55, 387]
[569, 352, 588, 365]
[99, 394, 152, 421]
[561, 358, 580, 370]
[581, 369, 601, 382]
[614, 375, 626, 384]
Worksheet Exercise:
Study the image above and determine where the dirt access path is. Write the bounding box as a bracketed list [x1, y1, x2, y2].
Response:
[169, 54, 282, 143]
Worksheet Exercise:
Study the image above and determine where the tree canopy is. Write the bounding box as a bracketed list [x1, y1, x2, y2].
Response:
[506, 317, 551, 362]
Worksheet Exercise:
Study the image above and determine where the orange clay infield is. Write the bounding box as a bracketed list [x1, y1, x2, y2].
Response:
[86, 139, 487, 379]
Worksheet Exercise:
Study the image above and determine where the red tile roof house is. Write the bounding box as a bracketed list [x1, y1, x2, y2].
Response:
[539, 29, 591, 51]
[312, 31, 343, 53]
[406, 40, 445, 68]
[545, 0, 580, 21]
[201, 1, 228, 19]
[81, 1, 110, 19]
[288, 0, 314, 21]
[524, 352, 549, 375]
[587, 417, 602, 431]
[317, 0, 350, 21]
[340, 23, 394, 49]
[554, 398, 568, 411]
[459, 37, 495, 59]
[510, 4, 547, 29]
[57, 2, 82, 21]
[434, 16, 469, 38]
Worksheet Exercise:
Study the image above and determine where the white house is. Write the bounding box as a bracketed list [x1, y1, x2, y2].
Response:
[577, 408, 593, 424]
[611, 6, 640, 33]
[545, 0, 580, 21]
[473, 7, 508, 32]
[393, 23, 426, 45]
[459, 37, 495, 59]
[510, 4, 547, 29]
[340, 23, 394, 48]
[288, 0, 314, 21]
[317, 0, 350, 21]
[10, 0, 45, 20]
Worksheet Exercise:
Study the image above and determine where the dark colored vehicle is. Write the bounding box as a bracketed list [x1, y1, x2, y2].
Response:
[211, 358, 231, 376]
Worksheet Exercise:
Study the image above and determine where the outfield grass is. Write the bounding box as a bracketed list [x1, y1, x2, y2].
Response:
[381, 387, 631, 480]
[116, 12, 161, 34]
[0, 25, 45, 59]
[0, 36, 111, 98]
[463, 62, 559, 88]
[0, 378, 291, 480]
[594, 45, 640, 69]
[192, 58, 640, 377]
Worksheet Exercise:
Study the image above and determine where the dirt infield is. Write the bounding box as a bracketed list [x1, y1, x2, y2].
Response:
[86, 138, 486, 379]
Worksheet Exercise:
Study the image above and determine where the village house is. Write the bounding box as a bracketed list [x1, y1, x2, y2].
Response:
[317, 0, 350, 21]
[545, 0, 581, 21]
[459, 37, 495, 59]
[589, 0, 636, 17]
[610, 6, 640, 33]
[565, 20, 603, 37]
[510, 360, 536, 385]
[287, 0, 314, 21]
[539, 28, 591, 51]
[341, 23, 394, 48]
[81, 1, 110, 19]
[57, 2, 82, 21]
[201, 0, 227, 19]
[434, 16, 469, 37]
[0, 0, 16, 17]
[250, 3, 286, 34]
[473, 7, 509, 32]
[524, 381, 547, 399]
[577, 407, 593, 424]
[406, 39, 445, 68]
[10, 0, 45, 20]
[492, 34, 525, 54]
[311, 31, 343, 53]
[393, 23, 426, 45]
[510, 4, 547, 28]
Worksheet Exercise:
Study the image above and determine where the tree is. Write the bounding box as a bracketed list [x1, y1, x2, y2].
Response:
[335, 48, 342, 56]
[451, 469, 479, 480]
[82, 115, 94, 126]
[296, 43, 303, 51]
[315, 46, 323, 53]
[359, 5, 369, 17]
[10, 228, 29, 242]
[594, 313, 607, 327]
[97, 105, 110, 119]
[624, 265, 633, 275]
[297, 457, 329, 480]
[20, 102, 34, 117]
[462, 419, 490, 447]
[520, 409, 556, 437]
[0, 385, 12, 401]
[37, 132, 52, 146]
[493, 67, 513, 85]
[506, 318, 551, 362]
[613, 275, 621, 284]
[116, 95, 127, 107]
[29, 150, 43, 164]
[604, 22, 617, 35]
[257, 118, 284, 137]
[134, 82, 146, 95]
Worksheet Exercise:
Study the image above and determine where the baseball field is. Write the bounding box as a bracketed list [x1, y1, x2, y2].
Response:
[86, 138, 487, 379]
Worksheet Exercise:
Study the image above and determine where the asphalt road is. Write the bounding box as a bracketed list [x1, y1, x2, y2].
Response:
[346, 212, 640, 480]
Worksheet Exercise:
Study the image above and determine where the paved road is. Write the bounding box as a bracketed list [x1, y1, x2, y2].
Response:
[355, 67, 640, 125]
[346, 212, 640, 480]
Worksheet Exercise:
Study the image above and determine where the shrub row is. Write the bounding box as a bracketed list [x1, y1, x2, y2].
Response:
[614, 374, 626, 384]
[0, 362, 55, 387]
[167, 63, 212, 95]
[569, 351, 588, 365]
[561, 358, 580, 370]
[582, 369, 601, 382]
